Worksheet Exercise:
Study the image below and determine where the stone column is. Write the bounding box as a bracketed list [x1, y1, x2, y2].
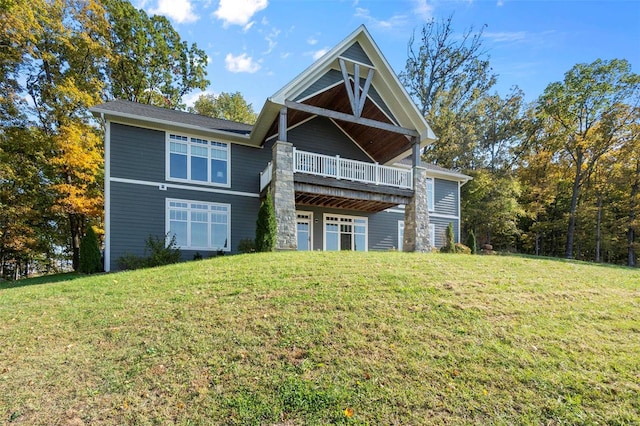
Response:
[271, 141, 297, 250]
[403, 166, 431, 252]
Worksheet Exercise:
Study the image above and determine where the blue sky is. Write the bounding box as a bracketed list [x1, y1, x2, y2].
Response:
[135, 0, 640, 110]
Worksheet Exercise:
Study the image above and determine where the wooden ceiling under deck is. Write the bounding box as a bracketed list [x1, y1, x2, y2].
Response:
[295, 192, 400, 213]
[293, 173, 412, 213]
[265, 83, 413, 165]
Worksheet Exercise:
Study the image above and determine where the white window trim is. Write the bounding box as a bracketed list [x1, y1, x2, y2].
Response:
[430, 223, 436, 249]
[165, 132, 231, 188]
[426, 177, 435, 213]
[323, 213, 368, 252]
[296, 211, 314, 251]
[165, 198, 231, 252]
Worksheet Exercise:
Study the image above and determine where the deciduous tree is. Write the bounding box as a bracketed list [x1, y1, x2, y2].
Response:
[190, 92, 257, 124]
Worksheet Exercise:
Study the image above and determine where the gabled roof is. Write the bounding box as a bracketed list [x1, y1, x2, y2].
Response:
[251, 25, 437, 164]
[90, 99, 254, 145]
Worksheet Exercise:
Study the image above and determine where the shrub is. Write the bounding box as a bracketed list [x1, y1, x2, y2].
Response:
[238, 238, 256, 253]
[455, 243, 471, 254]
[79, 226, 102, 274]
[116, 234, 181, 270]
[145, 234, 181, 267]
[256, 192, 276, 252]
[117, 253, 146, 270]
[440, 223, 457, 253]
[466, 229, 477, 254]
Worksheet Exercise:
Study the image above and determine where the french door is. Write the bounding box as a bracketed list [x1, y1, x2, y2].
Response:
[296, 212, 313, 251]
[324, 214, 367, 251]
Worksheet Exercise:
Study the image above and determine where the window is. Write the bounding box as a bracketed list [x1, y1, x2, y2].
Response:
[426, 177, 434, 212]
[168, 134, 230, 186]
[324, 214, 367, 251]
[398, 221, 435, 250]
[167, 199, 230, 251]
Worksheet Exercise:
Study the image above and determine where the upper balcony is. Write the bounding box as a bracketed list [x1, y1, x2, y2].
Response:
[261, 148, 412, 192]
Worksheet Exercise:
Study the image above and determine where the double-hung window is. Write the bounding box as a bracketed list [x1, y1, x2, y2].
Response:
[168, 134, 230, 186]
[167, 199, 230, 251]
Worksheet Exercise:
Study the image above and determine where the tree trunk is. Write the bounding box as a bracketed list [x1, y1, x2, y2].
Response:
[69, 212, 85, 271]
[595, 195, 602, 263]
[565, 156, 583, 259]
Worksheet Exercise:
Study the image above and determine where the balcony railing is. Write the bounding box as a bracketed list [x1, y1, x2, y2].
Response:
[259, 149, 413, 192]
[260, 161, 272, 191]
[294, 149, 413, 189]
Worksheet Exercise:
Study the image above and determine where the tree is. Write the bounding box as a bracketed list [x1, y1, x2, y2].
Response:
[462, 169, 523, 249]
[101, 0, 209, 109]
[401, 15, 497, 169]
[536, 59, 640, 259]
[190, 92, 257, 124]
[79, 225, 102, 274]
[255, 192, 276, 252]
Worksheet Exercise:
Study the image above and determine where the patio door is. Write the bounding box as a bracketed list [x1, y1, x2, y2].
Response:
[324, 214, 367, 251]
[296, 212, 312, 251]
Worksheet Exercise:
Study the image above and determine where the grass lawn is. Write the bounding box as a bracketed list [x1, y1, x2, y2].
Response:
[1, 252, 639, 425]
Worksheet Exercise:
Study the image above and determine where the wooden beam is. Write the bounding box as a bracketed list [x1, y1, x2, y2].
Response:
[357, 68, 375, 117]
[284, 100, 419, 137]
[339, 58, 357, 116]
[278, 107, 287, 141]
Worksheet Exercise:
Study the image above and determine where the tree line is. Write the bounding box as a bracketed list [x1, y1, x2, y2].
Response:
[401, 17, 639, 266]
[0, 3, 637, 279]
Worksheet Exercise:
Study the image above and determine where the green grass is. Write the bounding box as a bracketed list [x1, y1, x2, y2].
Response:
[1, 252, 639, 425]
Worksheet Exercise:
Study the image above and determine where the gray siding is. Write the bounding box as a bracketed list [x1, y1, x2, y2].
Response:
[434, 178, 458, 216]
[341, 41, 373, 66]
[295, 69, 343, 101]
[110, 123, 272, 194]
[289, 117, 371, 162]
[111, 123, 165, 182]
[230, 143, 272, 193]
[369, 211, 403, 250]
[109, 182, 260, 271]
[430, 217, 459, 249]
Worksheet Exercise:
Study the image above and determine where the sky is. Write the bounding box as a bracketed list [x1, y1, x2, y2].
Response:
[134, 0, 640, 110]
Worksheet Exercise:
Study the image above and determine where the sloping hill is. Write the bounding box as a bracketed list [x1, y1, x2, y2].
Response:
[1, 252, 638, 425]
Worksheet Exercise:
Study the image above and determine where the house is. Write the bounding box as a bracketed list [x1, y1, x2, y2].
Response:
[90, 25, 470, 272]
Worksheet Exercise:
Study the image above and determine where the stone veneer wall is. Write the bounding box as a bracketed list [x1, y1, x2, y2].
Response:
[403, 166, 431, 252]
[271, 141, 297, 250]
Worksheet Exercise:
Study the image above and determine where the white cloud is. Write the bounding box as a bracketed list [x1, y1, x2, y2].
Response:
[225, 53, 261, 73]
[413, 0, 433, 20]
[214, 0, 268, 27]
[149, 0, 199, 23]
[263, 28, 281, 54]
[497, 0, 504, 5]
[280, 52, 291, 59]
[310, 48, 329, 61]
[484, 31, 527, 42]
[354, 7, 407, 30]
[182, 89, 217, 108]
[307, 37, 318, 46]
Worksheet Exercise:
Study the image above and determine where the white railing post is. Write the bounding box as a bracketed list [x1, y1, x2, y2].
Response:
[375, 162, 379, 185]
[336, 155, 341, 180]
[292, 147, 297, 172]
